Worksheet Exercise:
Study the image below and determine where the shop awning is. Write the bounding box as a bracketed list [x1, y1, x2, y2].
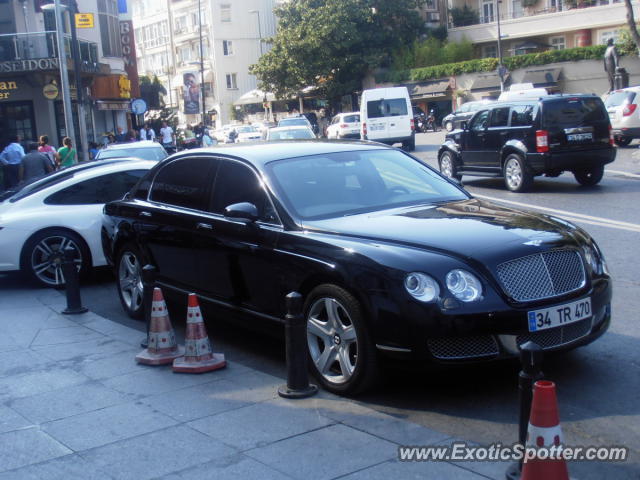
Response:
[233, 89, 277, 105]
[521, 68, 562, 88]
[470, 73, 508, 91]
[404, 80, 451, 99]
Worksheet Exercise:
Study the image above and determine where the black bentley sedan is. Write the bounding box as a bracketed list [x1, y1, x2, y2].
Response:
[102, 141, 611, 394]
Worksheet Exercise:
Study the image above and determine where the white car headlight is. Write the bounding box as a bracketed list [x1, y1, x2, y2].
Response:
[404, 272, 440, 302]
[446, 269, 482, 302]
[583, 243, 609, 276]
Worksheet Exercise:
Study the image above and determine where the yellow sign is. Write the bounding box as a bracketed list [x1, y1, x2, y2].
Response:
[43, 82, 59, 100]
[0, 80, 17, 100]
[118, 75, 131, 99]
[75, 13, 94, 29]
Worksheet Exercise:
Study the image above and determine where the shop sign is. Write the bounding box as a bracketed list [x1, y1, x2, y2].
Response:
[96, 100, 131, 111]
[75, 13, 94, 28]
[120, 20, 140, 98]
[0, 58, 59, 73]
[0, 80, 17, 100]
[43, 82, 59, 100]
[118, 75, 131, 99]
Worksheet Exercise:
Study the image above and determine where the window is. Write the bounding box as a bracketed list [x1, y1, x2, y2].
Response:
[209, 161, 278, 223]
[142, 21, 169, 48]
[550, 36, 566, 50]
[481, 0, 495, 23]
[483, 44, 497, 58]
[489, 107, 510, 127]
[366, 99, 408, 118]
[45, 170, 147, 205]
[177, 45, 193, 64]
[150, 158, 214, 210]
[512, 0, 523, 18]
[510, 105, 535, 127]
[175, 16, 188, 33]
[223, 40, 234, 56]
[470, 110, 490, 131]
[98, 0, 121, 57]
[226, 73, 238, 89]
[550, 0, 565, 11]
[220, 4, 231, 22]
[600, 30, 620, 45]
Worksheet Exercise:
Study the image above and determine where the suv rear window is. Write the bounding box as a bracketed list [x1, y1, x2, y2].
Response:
[367, 99, 408, 118]
[542, 98, 608, 129]
[605, 91, 636, 108]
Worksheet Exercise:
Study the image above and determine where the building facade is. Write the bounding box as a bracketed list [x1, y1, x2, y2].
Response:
[131, 0, 276, 127]
[0, 0, 136, 156]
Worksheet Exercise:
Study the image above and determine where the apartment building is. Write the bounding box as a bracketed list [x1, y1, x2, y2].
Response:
[0, 0, 133, 153]
[132, 0, 276, 126]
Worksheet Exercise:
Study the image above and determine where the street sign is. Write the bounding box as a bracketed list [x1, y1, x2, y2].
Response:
[131, 98, 147, 115]
[75, 13, 94, 29]
[43, 82, 59, 100]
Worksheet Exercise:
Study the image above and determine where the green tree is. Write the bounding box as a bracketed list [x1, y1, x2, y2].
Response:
[250, 0, 426, 105]
[139, 75, 167, 110]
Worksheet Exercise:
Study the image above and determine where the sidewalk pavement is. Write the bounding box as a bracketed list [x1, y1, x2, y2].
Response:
[0, 288, 507, 480]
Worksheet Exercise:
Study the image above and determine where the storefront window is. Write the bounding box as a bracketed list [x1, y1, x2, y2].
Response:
[0, 102, 37, 147]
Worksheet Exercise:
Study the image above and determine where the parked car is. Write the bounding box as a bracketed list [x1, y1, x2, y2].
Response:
[94, 141, 168, 161]
[326, 112, 360, 139]
[360, 86, 415, 151]
[102, 142, 611, 395]
[437, 95, 616, 192]
[0, 159, 154, 287]
[277, 116, 314, 134]
[441, 101, 492, 132]
[252, 121, 277, 135]
[235, 125, 262, 143]
[213, 124, 237, 143]
[264, 126, 316, 140]
[604, 86, 640, 146]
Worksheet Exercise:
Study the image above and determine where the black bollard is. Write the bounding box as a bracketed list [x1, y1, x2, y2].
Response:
[278, 292, 318, 399]
[61, 246, 88, 315]
[140, 264, 157, 349]
[505, 341, 544, 480]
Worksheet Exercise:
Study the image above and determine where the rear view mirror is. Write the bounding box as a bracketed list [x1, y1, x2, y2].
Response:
[461, 121, 468, 130]
[225, 202, 259, 222]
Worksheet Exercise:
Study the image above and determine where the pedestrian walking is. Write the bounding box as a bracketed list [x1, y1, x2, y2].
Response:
[160, 121, 175, 153]
[57, 137, 77, 168]
[0, 135, 25, 189]
[139, 123, 156, 142]
[20, 142, 52, 181]
[38, 135, 59, 170]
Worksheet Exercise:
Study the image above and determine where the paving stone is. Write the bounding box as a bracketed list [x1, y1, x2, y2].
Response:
[0, 428, 71, 472]
[0, 453, 114, 480]
[160, 453, 292, 480]
[31, 326, 107, 346]
[42, 401, 178, 451]
[246, 424, 397, 480]
[9, 381, 132, 423]
[139, 365, 265, 422]
[81, 425, 236, 480]
[82, 317, 144, 346]
[0, 405, 33, 434]
[32, 337, 134, 362]
[189, 397, 335, 450]
[0, 349, 55, 379]
[339, 458, 491, 479]
[0, 367, 89, 401]
[66, 349, 142, 381]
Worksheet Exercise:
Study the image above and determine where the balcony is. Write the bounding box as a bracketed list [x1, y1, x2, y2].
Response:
[0, 32, 100, 73]
[447, 0, 628, 44]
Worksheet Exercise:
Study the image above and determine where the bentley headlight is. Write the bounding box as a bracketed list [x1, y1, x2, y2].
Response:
[404, 272, 440, 302]
[583, 243, 609, 276]
[446, 269, 482, 302]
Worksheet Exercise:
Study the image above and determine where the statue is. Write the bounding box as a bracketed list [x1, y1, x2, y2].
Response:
[604, 38, 619, 92]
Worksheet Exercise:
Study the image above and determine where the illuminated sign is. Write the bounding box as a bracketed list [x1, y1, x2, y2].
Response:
[118, 75, 131, 98]
[0, 80, 17, 100]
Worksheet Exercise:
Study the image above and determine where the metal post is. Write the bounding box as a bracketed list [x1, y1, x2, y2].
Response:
[278, 292, 318, 399]
[140, 264, 157, 348]
[505, 341, 544, 480]
[61, 246, 88, 315]
[54, 0, 76, 148]
[69, 3, 89, 162]
[198, 0, 206, 125]
[496, 0, 505, 92]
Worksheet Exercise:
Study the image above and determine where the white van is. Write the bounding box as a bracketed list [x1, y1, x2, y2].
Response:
[360, 87, 415, 151]
[498, 83, 549, 101]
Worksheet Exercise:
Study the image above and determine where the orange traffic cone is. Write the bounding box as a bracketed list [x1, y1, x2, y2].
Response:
[522, 380, 570, 480]
[136, 287, 185, 365]
[172, 293, 226, 373]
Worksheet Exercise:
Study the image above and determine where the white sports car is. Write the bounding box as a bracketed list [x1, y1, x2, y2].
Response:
[0, 159, 154, 287]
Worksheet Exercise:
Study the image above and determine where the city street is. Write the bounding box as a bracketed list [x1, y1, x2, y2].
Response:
[1, 134, 638, 479]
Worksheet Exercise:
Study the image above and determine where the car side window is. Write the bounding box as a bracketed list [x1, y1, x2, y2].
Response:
[209, 160, 279, 224]
[489, 107, 510, 128]
[44, 170, 147, 205]
[150, 157, 216, 210]
[510, 105, 535, 127]
[458, 104, 469, 113]
[470, 110, 489, 132]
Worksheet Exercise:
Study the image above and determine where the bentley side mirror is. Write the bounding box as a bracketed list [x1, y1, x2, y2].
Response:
[224, 202, 259, 222]
[461, 121, 468, 130]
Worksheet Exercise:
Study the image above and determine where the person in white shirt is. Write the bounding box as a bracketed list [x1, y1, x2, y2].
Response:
[140, 123, 156, 141]
[159, 121, 175, 152]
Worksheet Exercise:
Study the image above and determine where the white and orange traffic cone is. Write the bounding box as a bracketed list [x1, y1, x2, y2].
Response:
[522, 380, 570, 480]
[136, 287, 185, 365]
[172, 293, 226, 373]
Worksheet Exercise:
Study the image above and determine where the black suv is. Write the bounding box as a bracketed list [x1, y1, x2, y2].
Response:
[437, 95, 616, 192]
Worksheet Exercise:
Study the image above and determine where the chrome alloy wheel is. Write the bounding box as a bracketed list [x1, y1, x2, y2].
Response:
[30, 235, 82, 286]
[505, 157, 524, 190]
[307, 297, 358, 385]
[440, 155, 454, 178]
[118, 251, 143, 313]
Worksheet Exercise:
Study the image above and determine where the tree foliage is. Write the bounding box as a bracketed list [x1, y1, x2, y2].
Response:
[139, 75, 167, 110]
[250, 0, 427, 101]
[392, 37, 474, 71]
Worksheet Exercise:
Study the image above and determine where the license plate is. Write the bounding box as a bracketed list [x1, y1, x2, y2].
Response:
[370, 124, 385, 131]
[567, 133, 592, 142]
[527, 297, 591, 332]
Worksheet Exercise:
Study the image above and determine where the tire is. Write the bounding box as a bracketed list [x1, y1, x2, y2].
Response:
[116, 243, 145, 319]
[304, 284, 377, 395]
[439, 151, 462, 181]
[402, 137, 415, 152]
[445, 121, 453, 132]
[503, 154, 533, 192]
[21, 229, 90, 288]
[615, 136, 632, 147]
[574, 165, 604, 186]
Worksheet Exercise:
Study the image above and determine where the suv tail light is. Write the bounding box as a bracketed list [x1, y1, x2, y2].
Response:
[536, 130, 549, 153]
[410, 118, 415, 131]
[623, 103, 637, 116]
[609, 125, 615, 146]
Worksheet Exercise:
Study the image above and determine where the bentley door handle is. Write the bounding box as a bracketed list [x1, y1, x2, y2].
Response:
[197, 222, 213, 230]
[139, 211, 152, 218]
